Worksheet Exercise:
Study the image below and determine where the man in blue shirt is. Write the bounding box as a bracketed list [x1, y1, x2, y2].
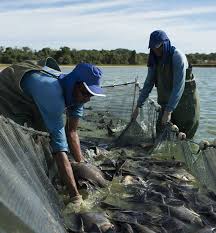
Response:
[132, 30, 200, 138]
[0, 59, 105, 203]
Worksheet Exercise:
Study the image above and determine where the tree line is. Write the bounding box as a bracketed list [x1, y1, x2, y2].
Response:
[0, 46, 215, 66]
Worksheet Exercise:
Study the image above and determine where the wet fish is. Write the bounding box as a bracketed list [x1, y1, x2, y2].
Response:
[63, 213, 84, 232]
[81, 212, 115, 233]
[201, 211, 216, 225]
[196, 227, 216, 233]
[132, 223, 156, 233]
[165, 198, 185, 206]
[71, 162, 107, 188]
[149, 183, 172, 197]
[121, 223, 134, 233]
[109, 211, 138, 224]
[162, 205, 203, 226]
[161, 216, 188, 232]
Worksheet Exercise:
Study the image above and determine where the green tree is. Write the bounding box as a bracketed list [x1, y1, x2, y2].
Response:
[128, 50, 137, 65]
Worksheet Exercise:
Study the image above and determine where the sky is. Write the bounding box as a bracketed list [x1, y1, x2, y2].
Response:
[0, 0, 216, 53]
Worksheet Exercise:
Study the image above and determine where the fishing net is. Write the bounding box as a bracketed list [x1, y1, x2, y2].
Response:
[84, 80, 216, 192]
[86, 81, 140, 122]
[0, 116, 66, 233]
[150, 124, 216, 192]
[180, 142, 216, 190]
[1, 76, 216, 233]
[84, 81, 160, 146]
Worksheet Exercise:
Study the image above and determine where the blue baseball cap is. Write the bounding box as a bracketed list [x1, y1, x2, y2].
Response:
[73, 63, 105, 97]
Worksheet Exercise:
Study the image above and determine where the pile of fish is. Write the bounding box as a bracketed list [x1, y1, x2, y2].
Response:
[55, 112, 216, 233]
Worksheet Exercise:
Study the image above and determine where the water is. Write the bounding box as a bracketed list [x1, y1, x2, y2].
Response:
[62, 66, 216, 142]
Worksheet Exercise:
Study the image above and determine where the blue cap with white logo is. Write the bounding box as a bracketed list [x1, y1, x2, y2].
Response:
[73, 63, 105, 97]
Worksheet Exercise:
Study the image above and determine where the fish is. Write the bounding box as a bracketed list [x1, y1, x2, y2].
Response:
[71, 162, 107, 188]
[109, 211, 138, 224]
[161, 216, 188, 232]
[120, 223, 134, 233]
[64, 212, 115, 233]
[80, 212, 115, 233]
[161, 205, 203, 226]
[132, 223, 156, 233]
[196, 227, 216, 233]
[63, 213, 84, 232]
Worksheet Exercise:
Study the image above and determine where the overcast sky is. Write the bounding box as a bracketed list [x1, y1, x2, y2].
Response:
[0, 0, 215, 53]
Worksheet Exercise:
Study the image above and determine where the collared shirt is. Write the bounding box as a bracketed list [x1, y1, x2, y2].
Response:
[137, 49, 188, 112]
[21, 71, 83, 153]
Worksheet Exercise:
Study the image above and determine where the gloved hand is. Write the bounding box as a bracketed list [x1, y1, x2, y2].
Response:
[70, 194, 83, 205]
[63, 195, 84, 214]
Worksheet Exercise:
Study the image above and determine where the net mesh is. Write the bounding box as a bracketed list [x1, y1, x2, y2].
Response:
[85, 81, 139, 121]
[0, 116, 66, 233]
[150, 124, 216, 192]
[84, 81, 216, 192]
[84, 81, 159, 145]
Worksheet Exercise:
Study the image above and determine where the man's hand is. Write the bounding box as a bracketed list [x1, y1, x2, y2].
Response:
[161, 111, 172, 125]
[54, 151, 80, 197]
[131, 106, 139, 121]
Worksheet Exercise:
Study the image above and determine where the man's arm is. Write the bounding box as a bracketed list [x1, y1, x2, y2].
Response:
[162, 50, 187, 124]
[136, 66, 156, 108]
[132, 67, 155, 120]
[54, 151, 79, 197]
[66, 117, 84, 162]
[165, 50, 187, 112]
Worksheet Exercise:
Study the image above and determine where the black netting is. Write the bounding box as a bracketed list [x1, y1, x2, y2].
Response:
[85, 81, 216, 192]
[83, 81, 159, 146]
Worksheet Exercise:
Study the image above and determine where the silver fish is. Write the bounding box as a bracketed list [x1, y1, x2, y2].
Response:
[81, 212, 115, 233]
[71, 162, 107, 188]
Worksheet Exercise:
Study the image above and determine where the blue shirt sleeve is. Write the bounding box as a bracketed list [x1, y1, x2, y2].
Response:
[67, 104, 84, 118]
[21, 72, 69, 153]
[165, 49, 188, 112]
[39, 107, 68, 153]
[137, 67, 155, 107]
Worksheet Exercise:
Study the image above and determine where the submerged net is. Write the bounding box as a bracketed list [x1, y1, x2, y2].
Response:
[0, 116, 66, 233]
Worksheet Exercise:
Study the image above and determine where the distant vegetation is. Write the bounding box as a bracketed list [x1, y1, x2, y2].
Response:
[0, 46, 216, 66]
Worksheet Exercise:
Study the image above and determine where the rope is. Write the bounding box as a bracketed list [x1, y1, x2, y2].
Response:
[131, 77, 139, 115]
[102, 81, 137, 88]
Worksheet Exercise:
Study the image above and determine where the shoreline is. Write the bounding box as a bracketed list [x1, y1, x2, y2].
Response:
[61, 64, 216, 68]
[191, 64, 216, 67]
[0, 63, 216, 68]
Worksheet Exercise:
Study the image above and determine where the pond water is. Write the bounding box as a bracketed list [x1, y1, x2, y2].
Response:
[62, 66, 216, 142]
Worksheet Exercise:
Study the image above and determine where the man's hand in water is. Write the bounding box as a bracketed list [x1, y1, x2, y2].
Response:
[131, 106, 139, 121]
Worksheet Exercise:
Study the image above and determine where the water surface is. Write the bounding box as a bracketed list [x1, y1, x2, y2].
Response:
[63, 66, 216, 141]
